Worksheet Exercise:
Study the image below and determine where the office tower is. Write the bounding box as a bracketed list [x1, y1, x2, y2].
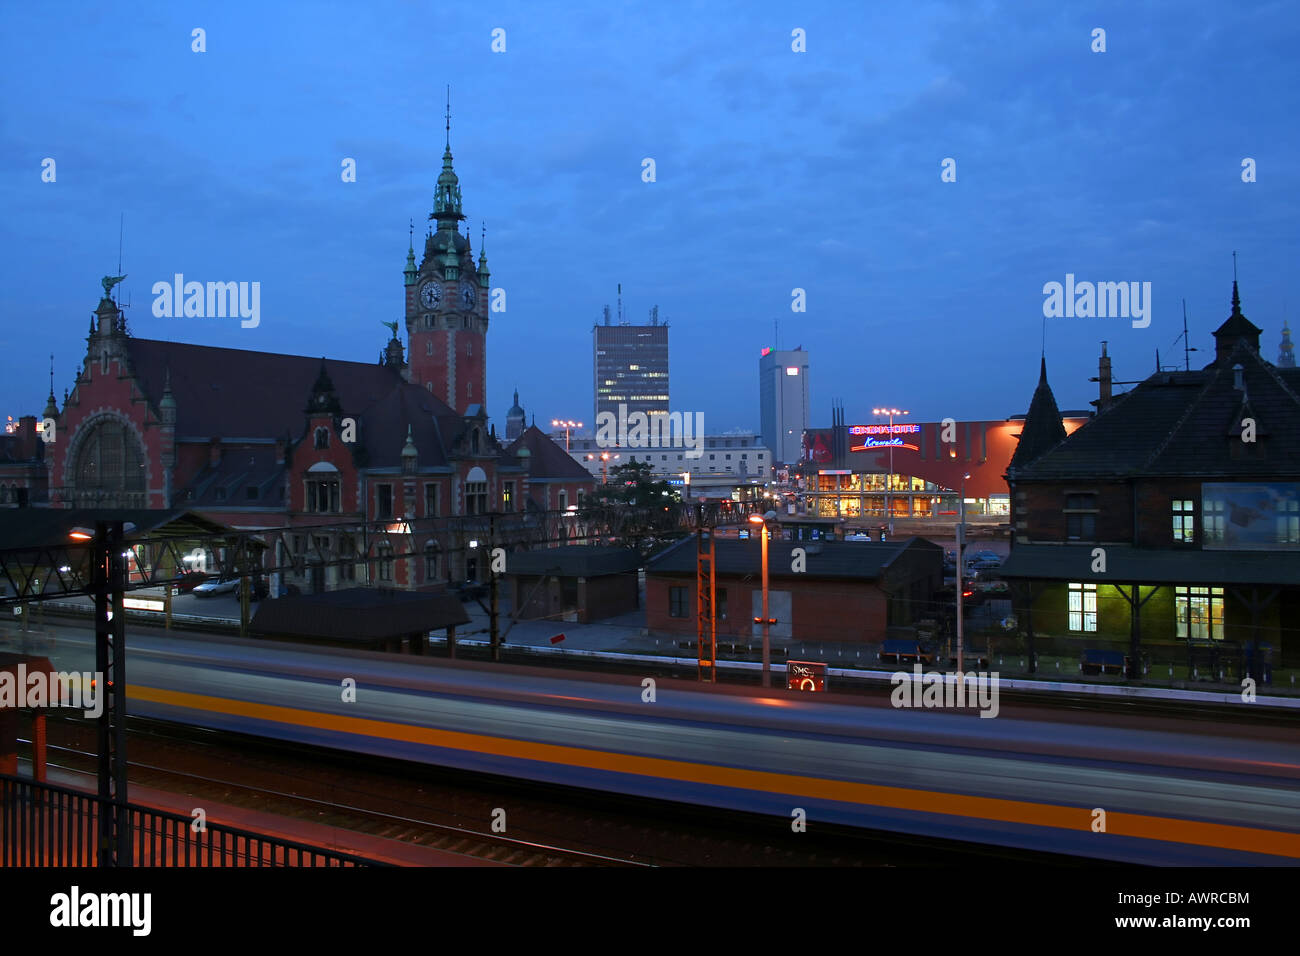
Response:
[758, 347, 809, 465]
[593, 301, 670, 425]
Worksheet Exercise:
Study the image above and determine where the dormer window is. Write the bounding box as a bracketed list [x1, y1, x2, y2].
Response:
[314, 427, 330, 449]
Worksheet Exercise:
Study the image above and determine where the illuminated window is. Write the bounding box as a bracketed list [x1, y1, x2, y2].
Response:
[502, 481, 515, 512]
[1278, 500, 1300, 545]
[785, 367, 799, 376]
[1172, 499, 1195, 542]
[1176, 586, 1223, 641]
[1068, 582, 1097, 632]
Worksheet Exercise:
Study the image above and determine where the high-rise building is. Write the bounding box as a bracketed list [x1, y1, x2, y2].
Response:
[759, 347, 809, 464]
[593, 306, 669, 426]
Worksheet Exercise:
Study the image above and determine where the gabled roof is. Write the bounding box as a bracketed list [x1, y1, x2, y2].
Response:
[122, 338, 485, 474]
[181, 446, 287, 508]
[125, 339, 412, 438]
[0, 508, 230, 548]
[502, 545, 640, 577]
[250, 587, 469, 641]
[1012, 341, 1300, 480]
[645, 536, 940, 580]
[503, 425, 593, 480]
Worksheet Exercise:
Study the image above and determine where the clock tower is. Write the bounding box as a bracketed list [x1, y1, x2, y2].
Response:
[405, 109, 491, 414]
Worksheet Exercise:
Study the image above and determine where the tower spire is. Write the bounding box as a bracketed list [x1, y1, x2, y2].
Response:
[445, 85, 451, 149]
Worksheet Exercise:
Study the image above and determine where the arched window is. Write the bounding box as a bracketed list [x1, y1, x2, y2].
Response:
[72, 417, 146, 505]
[314, 427, 330, 449]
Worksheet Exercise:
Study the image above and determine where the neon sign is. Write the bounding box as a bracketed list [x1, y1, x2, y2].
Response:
[787, 660, 826, 692]
[848, 424, 920, 435]
[851, 438, 920, 452]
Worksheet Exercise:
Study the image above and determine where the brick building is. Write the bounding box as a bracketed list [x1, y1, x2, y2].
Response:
[29, 132, 592, 592]
[502, 545, 640, 624]
[1001, 284, 1300, 676]
[645, 537, 942, 644]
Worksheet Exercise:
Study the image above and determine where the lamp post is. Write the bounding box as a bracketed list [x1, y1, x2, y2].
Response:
[587, 451, 619, 484]
[551, 419, 582, 451]
[872, 407, 909, 536]
[956, 472, 970, 675]
[749, 509, 778, 687]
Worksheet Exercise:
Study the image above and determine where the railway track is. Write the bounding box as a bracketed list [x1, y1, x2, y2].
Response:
[21, 715, 1083, 867]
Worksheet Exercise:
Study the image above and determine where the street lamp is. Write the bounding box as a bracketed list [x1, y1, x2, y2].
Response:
[956, 472, 970, 675]
[586, 451, 619, 484]
[551, 419, 582, 451]
[749, 509, 779, 688]
[872, 407, 909, 537]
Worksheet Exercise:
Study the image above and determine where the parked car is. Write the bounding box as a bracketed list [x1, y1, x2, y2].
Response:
[967, 550, 1003, 571]
[171, 571, 208, 596]
[193, 575, 239, 597]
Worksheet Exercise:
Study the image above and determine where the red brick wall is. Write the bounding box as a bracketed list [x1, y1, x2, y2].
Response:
[1014, 478, 1207, 547]
[579, 573, 638, 623]
[647, 574, 890, 643]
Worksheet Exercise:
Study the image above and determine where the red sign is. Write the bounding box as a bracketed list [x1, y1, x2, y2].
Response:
[787, 660, 826, 692]
[550, 633, 566, 644]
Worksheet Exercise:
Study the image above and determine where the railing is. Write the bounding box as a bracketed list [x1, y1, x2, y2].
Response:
[0, 774, 386, 867]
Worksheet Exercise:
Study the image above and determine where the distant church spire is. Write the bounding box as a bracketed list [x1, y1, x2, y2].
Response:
[1280, 321, 1297, 368]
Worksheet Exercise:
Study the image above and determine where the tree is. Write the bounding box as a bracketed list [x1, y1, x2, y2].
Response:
[581, 460, 683, 558]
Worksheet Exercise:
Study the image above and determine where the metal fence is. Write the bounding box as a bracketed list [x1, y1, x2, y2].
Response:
[0, 774, 386, 867]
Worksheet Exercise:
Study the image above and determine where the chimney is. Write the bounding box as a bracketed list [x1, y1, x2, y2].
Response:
[1098, 341, 1112, 408]
[209, 437, 222, 467]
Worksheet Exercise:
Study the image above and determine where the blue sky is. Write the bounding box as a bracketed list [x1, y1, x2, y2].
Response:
[2, 0, 1297, 435]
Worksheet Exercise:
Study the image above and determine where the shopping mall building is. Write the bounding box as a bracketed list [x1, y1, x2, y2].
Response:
[795, 408, 1091, 522]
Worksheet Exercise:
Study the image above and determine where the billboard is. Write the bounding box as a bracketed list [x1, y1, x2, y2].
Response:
[1202, 482, 1300, 550]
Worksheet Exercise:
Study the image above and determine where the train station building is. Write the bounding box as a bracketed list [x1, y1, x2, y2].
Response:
[1000, 284, 1300, 677]
[8, 132, 593, 595]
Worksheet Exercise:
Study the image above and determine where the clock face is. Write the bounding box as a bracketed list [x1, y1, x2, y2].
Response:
[419, 282, 442, 308]
[460, 282, 477, 309]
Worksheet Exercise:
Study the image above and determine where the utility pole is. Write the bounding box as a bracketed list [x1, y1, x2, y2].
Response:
[93, 520, 130, 866]
[956, 473, 969, 675]
[489, 512, 500, 662]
